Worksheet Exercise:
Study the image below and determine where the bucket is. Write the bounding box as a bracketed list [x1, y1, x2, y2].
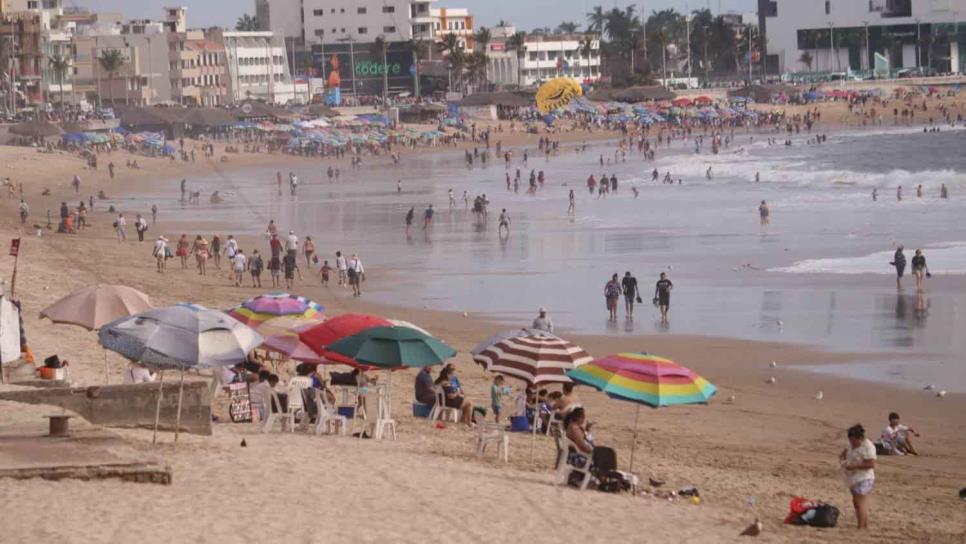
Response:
[337, 406, 355, 419]
[412, 402, 432, 418]
[509, 415, 531, 432]
[39, 367, 55, 380]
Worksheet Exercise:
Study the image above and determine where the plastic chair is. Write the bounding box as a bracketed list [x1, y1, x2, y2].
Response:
[287, 379, 310, 430]
[312, 388, 347, 436]
[373, 387, 396, 441]
[476, 422, 509, 462]
[262, 389, 295, 433]
[554, 437, 593, 490]
[429, 386, 459, 423]
[545, 411, 564, 436]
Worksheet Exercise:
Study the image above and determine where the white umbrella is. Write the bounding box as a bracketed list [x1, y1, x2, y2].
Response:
[99, 303, 262, 443]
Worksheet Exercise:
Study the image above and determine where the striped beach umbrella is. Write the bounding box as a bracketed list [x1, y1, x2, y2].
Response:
[256, 315, 328, 365]
[566, 353, 716, 472]
[227, 292, 324, 327]
[474, 334, 592, 385]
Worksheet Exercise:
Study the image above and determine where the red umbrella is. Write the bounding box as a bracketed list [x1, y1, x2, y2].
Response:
[672, 97, 693, 107]
[299, 313, 391, 356]
[694, 95, 713, 105]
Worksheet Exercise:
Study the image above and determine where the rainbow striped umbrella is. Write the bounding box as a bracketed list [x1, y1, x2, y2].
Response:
[256, 315, 328, 365]
[566, 353, 716, 472]
[227, 293, 324, 327]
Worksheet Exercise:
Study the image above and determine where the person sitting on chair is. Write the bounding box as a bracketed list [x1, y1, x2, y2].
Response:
[435, 366, 474, 425]
[564, 406, 595, 469]
[414, 366, 436, 406]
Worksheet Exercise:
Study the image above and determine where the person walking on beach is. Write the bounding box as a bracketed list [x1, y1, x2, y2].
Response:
[405, 207, 415, 233]
[249, 250, 264, 288]
[871, 188, 878, 202]
[134, 214, 148, 242]
[71, 175, 80, 193]
[840, 424, 876, 530]
[622, 271, 639, 319]
[303, 236, 315, 267]
[286, 231, 299, 260]
[348, 254, 365, 296]
[18, 199, 28, 225]
[336, 251, 348, 287]
[891, 245, 906, 289]
[152, 236, 168, 273]
[911, 249, 929, 291]
[268, 254, 281, 288]
[604, 274, 622, 321]
[114, 213, 127, 242]
[176, 234, 189, 269]
[319, 260, 331, 286]
[759, 200, 770, 225]
[449, 189, 456, 208]
[568, 189, 576, 216]
[423, 205, 434, 230]
[498, 208, 510, 236]
[282, 252, 296, 289]
[896, 185, 903, 201]
[231, 249, 247, 287]
[180, 178, 186, 201]
[151, 204, 158, 224]
[276, 172, 282, 195]
[225, 235, 239, 281]
[940, 184, 948, 199]
[192, 235, 209, 275]
[211, 234, 222, 269]
[532, 307, 554, 333]
[655, 272, 673, 324]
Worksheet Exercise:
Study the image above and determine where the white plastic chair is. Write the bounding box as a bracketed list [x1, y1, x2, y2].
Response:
[476, 422, 509, 462]
[312, 388, 347, 436]
[373, 386, 396, 441]
[554, 437, 593, 490]
[545, 411, 564, 436]
[287, 380, 310, 430]
[428, 386, 459, 423]
[262, 389, 295, 433]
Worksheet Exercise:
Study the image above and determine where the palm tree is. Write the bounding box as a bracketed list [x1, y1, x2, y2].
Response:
[97, 49, 125, 107]
[586, 6, 606, 36]
[235, 13, 258, 31]
[374, 36, 388, 107]
[407, 39, 429, 97]
[799, 51, 814, 72]
[556, 21, 579, 34]
[440, 34, 460, 90]
[48, 55, 70, 112]
[506, 31, 527, 87]
[577, 37, 594, 79]
[474, 26, 492, 84]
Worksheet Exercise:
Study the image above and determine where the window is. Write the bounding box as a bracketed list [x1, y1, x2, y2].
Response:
[384, 26, 396, 33]
[313, 9, 323, 16]
[382, 6, 394, 13]
[358, 27, 368, 34]
[528, 52, 537, 61]
[339, 8, 344, 13]
[825, 0, 831, 14]
[314, 29, 325, 36]
[357, 7, 366, 14]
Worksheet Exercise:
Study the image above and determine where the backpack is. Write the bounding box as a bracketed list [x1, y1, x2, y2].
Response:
[809, 505, 839, 528]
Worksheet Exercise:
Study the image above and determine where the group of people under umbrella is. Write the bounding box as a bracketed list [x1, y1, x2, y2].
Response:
[38, 286, 717, 490]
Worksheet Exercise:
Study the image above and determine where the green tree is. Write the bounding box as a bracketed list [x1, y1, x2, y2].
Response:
[506, 31, 527, 87]
[474, 26, 492, 83]
[556, 21, 579, 34]
[48, 55, 71, 111]
[97, 49, 125, 107]
[799, 51, 814, 72]
[407, 39, 429, 97]
[586, 6, 606, 36]
[235, 14, 258, 31]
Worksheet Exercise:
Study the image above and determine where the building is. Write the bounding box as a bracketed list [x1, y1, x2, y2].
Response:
[485, 26, 601, 88]
[431, 7, 472, 49]
[215, 29, 301, 104]
[764, 0, 966, 74]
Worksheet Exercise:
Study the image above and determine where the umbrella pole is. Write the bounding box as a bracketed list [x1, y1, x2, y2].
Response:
[530, 401, 538, 463]
[103, 350, 109, 384]
[629, 404, 641, 473]
[152, 370, 165, 445]
[174, 368, 185, 443]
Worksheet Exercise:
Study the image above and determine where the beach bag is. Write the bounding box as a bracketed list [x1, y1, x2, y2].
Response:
[809, 505, 839, 528]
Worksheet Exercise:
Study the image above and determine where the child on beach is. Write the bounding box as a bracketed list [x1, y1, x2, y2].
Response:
[490, 375, 511, 423]
[231, 249, 247, 287]
[249, 250, 264, 288]
[320, 260, 331, 286]
[879, 412, 920, 456]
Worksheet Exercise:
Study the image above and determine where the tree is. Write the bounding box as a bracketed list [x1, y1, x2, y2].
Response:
[97, 49, 125, 107]
[374, 36, 389, 107]
[407, 39, 429, 97]
[48, 55, 70, 111]
[506, 31, 527, 87]
[577, 37, 595, 78]
[556, 21, 579, 34]
[236, 13, 258, 31]
[799, 51, 814, 72]
[474, 26, 492, 83]
[586, 6, 606, 36]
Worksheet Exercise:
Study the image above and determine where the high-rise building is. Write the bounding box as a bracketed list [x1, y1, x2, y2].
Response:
[214, 29, 302, 104]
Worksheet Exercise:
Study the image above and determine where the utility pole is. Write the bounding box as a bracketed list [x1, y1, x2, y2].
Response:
[915, 18, 921, 69]
[863, 21, 869, 72]
[828, 23, 834, 72]
[685, 13, 691, 88]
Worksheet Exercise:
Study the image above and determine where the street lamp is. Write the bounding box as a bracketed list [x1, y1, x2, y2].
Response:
[863, 21, 869, 72]
[828, 22, 834, 72]
[685, 13, 692, 87]
[915, 18, 922, 69]
[338, 35, 357, 95]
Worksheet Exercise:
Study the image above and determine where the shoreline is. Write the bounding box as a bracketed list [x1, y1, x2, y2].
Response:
[1, 111, 964, 542]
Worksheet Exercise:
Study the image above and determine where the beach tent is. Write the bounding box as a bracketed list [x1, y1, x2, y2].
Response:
[0, 296, 23, 368]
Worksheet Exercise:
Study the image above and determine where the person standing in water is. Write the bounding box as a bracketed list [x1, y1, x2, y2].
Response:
[621, 271, 639, 319]
[405, 207, 415, 233]
[604, 274, 622, 321]
[498, 208, 510, 236]
[423, 204, 434, 230]
[568, 189, 576, 216]
[911, 249, 929, 291]
[655, 272, 673, 324]
[916, 184, 923, 198]
[896, 185, 903, 201]
[758, 200, 770, 225]
[939, 184, 948, 199]
[891, 245, 906, 290]
[872, 188, 878, 201]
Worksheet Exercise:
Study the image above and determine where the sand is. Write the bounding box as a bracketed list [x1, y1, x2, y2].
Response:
[0, 105, 965, 543]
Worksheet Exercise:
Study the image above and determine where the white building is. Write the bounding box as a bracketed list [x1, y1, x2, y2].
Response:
[431, 7, 472, 48]
[215, 30, 302, 104]
[764, 0, 966, 74]
[486, 27, 601, 88]
[257, 0, 433, 45]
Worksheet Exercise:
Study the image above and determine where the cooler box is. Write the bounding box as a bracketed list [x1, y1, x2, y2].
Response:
[412, 402, 432, 418]
[510, 415, 531, 432]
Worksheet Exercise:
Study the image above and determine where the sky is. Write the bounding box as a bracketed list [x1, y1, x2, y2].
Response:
[70, 0, 758, 31]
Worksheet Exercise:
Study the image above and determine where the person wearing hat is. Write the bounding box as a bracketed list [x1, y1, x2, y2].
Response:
[532, 307, 554, 333]
[153, 235, 168, 273]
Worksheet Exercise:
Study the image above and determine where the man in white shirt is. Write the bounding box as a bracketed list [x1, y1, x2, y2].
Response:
[115, 213, 127, 242]
[134, 214, 148, 242]
[335, 251, 348, 287]
[348, 254, 365, 296]
[286, 231, 299, 259]
[532, 307, 554, 333]
[153, 236, 168, 272]
[232, 249, 247, 287]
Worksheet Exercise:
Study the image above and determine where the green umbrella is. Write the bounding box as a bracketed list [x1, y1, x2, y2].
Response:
[325, 326, 456, 369]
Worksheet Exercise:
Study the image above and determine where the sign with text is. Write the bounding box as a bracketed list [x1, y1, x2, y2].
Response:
[228, 382, 254, 423]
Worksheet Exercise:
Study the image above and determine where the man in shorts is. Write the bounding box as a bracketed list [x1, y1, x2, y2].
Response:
[655, 272, 673, 324]
[621, 271, 639, 319]
[498, 208, 510, 236]
[335, 251, 348, 287]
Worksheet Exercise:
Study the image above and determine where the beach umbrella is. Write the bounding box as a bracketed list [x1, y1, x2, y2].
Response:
[470, 328, 557, 361]
[256, 315, 327, 365]
[99, 303, 262, 443]
[475, 334, 592, 461]
[566, 353, 716, 472]
[299, 313, 392, 355]
[388, 319, 433, 337]
[40, 285, 154, 383]
[228, 292, 324, 327]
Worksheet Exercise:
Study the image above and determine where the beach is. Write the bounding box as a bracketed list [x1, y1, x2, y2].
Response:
[1, 100, 965, 543]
